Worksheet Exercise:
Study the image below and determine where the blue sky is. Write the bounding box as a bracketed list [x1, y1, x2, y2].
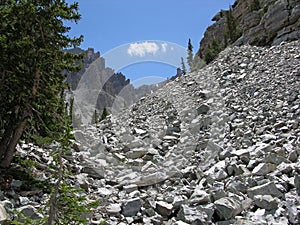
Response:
[66, 0, 235, 86]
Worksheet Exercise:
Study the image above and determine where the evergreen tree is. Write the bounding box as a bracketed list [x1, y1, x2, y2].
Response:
[187, 38, 194, 71]
[100, 107, 109, 121]
[91, 109, 99, 124]
[180, 57, 187, 75]
[204, 38, 222, 64]
[0, 0, 83, 168]
[224, 6, 242, 45]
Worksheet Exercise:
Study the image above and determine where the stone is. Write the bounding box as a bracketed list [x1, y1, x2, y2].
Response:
[123, 184, 138, 194]
[214, 197, 243, 220]
[190, 189, 211, 205]
[295, 175, 300, 195]
[155, 201, 173, 217]
[19, 197, 30, 206]
[197, 104, 210, 115]
[252, 163, 276, 176]
[17, 205, 43, 220]
[0, 204, 9, 222]
[174, 221, 190, 225]
[126, 148, 148, 159]
[0, 192, 4, 201]
[76, 173, 89, 190]
[277, 163, 293, 174]
[81, 166, 104, 179]
[121, 198, 142, 217]
[247, 182, 282, 199]
[254, 195, 278, 210]
[288, 150, 298, 162]
[133, 128, 147, 135]
[287, 206, 300, 224]
[264, 153, 290, 165]
[178, 204, 213, 224]
[98, 187, 112, 196]
[106, 203, 121, 215]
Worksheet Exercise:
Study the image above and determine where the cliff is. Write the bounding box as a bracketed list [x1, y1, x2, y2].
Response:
[67, 48, 166, 125]
[198, 0, 300, 61]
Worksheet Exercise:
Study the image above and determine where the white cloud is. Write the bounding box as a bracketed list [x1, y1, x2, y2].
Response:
[161, 43, 167, 53]
[127, 41, 159, 57]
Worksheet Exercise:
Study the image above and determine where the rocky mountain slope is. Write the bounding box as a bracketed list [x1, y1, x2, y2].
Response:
[73, 40, 300, 225]
[1, 41, 299, 224]
[198, 0, 300, 59]
[68, 48, 166, 125]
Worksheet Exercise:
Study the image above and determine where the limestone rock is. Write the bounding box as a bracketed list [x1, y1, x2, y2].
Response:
[214, 197, 243, 220]
[0, 204, 9, 223]
[248, 182, 283, 198]
[155, 201, 173, 217]
[254, 195, 278, 210]
[121, 198, 142, 217]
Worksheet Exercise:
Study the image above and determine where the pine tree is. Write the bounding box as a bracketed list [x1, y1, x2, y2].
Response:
[91, 109, 99, 124]
[0, 0, 83, 168]
[181, 57, 187, 75]
[100, 107, 109, 121]
[224, 6, 242, 45]
[187, 38, 194, 71]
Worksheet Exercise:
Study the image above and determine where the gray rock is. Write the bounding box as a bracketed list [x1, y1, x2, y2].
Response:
[133, 128, 147, 135]
[190, 189, 211, 205]
[252, 163, 276, 176]
[121, 198, 142, 217]
[155, 201, 173, 217]
[254, 195, 278, 210]
[247, 182, 282, 198]
[106, 203, 121, 215]
[0, 204, 9, 223]
[19, 197, 30, 206]
[81, 166, 104, 179]
[288, 150, 298, 162]
[288, 205, 300, 224]
[197, 104, 210, 115]
[76, 173, 89, 190]
[178, 204, 214, 224]
[264, 153, 290, 165]
[214, 197, 243, 220]
[123, 184, 138, 194]
[0, 192, 4, 201]
[17, 205, 43, 220]
[295, 175, 300, 195]
[126, 148, 148, 159]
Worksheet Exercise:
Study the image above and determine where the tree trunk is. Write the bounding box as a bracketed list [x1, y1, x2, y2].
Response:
[0, 120, 15, 160]
[0, 127, 13, 160]
[0, 111, 30, 168]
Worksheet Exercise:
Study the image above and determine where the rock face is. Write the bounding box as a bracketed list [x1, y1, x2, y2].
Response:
[67, 48, 165, 126]
[199, 0, 300, 59]
[1, 41, 300, 224]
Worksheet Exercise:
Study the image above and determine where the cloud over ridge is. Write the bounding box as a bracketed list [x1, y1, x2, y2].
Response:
[127, 41, 159, 57]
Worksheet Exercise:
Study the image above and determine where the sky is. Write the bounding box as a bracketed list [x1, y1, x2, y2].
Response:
[66, 0, 235, 87]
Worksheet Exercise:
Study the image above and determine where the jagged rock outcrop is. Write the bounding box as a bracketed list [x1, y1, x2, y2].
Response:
[66, 47, 102, 90]
[199, 0, 300, 59]
[68, 48, 167, 125]
[1, 41, 299, 224]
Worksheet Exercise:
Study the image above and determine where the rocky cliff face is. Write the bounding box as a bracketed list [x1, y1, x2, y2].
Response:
[199, 0, 300, 59]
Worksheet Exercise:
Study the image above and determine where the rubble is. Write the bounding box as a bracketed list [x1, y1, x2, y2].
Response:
[1, 41, 299, 224]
